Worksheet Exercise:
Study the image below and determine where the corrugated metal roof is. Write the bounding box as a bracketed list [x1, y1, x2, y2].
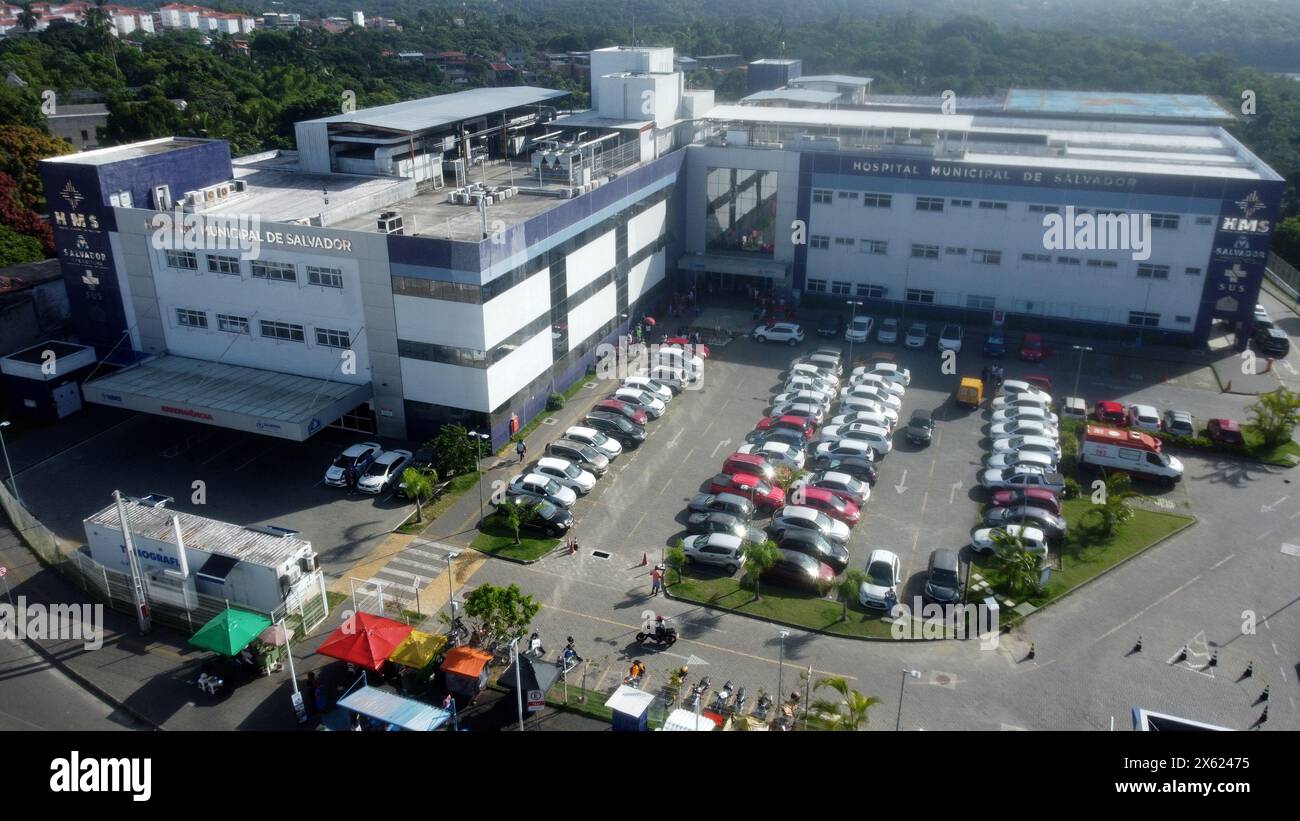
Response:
[301, 86, 570, 133]
[1003, 89, 1233, 122]
[790, 74, 873, 87]
[741, 89, 840, 105]
[705, 104, 975, 132]
[86, 498, 310, 567]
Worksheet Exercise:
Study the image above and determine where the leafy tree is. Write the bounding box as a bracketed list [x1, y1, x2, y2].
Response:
[0, 171, 54, 254]
[666, 540, 686, 584]
[400, 466, 434, 523]
[458, 583, 540, 648]
[16, 3, 37, 32]
[837, 568, 867, 621]
[811, 676, 881, 731]
[773, 466, 807, 499]
[1248, 387, 1300, 448]
[990, 529, 1044, 599]
[1079, 471, 1138, 539]
[0, 126, 74, 211]
[0, 224, 42, 266]
[429, 423, 481, 477]
[494, 499, 537, 544]
[741, 539, 780, 601]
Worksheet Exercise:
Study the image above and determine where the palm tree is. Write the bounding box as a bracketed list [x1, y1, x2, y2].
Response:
[991, 531, 1043, 598]
[16, 3, 38, 32]
[837, 568, 867, 621]
[1082, 471, 1138, 538]
[811, 676, 881, 731]
[742, 539, 780, 601]
[401, 467, 434, 524]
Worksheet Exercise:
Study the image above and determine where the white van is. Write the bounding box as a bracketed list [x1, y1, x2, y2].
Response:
[1078, 425, 1183, 486]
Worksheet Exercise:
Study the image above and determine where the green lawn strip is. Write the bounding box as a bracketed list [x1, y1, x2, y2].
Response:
[1243, 425, 1300, 466]
[971, 499, 1194, 608]
[667, 571, 897, 638]
[395, 472, 479, 534]
[470, 516, 560, 561]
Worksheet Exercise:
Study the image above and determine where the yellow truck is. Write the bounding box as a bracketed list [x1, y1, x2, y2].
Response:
[956, 377, 983, 408]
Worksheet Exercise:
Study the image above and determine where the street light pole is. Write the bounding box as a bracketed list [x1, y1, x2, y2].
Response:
[1071, 345, 1094, 400]
[846, 299, 864, 370]
[444, 551, 460, 618]
[469, 431, 489, 524]
[776, 629, 789, 713]
[0, 421, 19, 506]
[896, 668, 920, 731]
[512, 636, 524, 732]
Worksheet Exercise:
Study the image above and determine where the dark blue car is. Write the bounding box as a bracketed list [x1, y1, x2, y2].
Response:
[983, 331, 1007, 358]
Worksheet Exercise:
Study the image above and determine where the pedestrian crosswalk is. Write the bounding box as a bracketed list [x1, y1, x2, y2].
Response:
[364, 538, 461, 611]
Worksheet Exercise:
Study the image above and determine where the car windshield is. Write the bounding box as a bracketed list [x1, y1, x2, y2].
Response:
[943, 326, 958, 338]
[813, 510, 833, 529]
[851, 319, 869, 330]
[755, 481, 773, 495]
[332, 454, 356, 468]
[883, 319, 898, 330]
[588, 431, 608, 445]
[867, 561, 894, 585]
[1024, 337, 1042, 349]
[536, 501, 557, 518]
[931, 567, 959, 585]
[563, 463, 581, 478]
[364, 461, 388, 476]
[823, 494, 846, 511]
[543, 479, 561, 495]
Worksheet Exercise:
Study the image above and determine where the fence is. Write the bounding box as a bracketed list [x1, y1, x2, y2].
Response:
[0, 482, 329, 637]
[1266, 252, 1300, 300]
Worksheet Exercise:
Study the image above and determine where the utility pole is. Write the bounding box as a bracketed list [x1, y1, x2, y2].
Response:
[1071, 345, 1094, 400]
[113, 491, 152, 633]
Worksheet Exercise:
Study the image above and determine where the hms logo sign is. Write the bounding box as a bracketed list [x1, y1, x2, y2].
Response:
[50, 752, 151, 802]
[1235, 190, 1265, 219]
[60, 181, 84, 211]
[1221, 190, 1272, 234]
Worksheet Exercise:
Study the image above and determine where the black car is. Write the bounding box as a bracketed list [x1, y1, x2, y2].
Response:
[905, 409, 934, 446]
[777, 529, 849, 574]
[1253, 326, 1291, 357]
[744, 428, 807, 450]
[812, 454, 878, 486]
[584, 411, 646, 448]
[816, 314, 842, 338]
[513, 498, 574, 537]
[983, 331, 1007, 358]
[687, 492, 754, 521]
[410, 447, 436, 472]
[685, 511, 767, 544]
[983, 506, 1068, 540]
[923, 548, 962, 605]
[546, 439, 609, 477]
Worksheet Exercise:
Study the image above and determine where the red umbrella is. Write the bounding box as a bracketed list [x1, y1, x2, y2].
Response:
[317, 612, 413, 671]
[643, 317, 656, 327]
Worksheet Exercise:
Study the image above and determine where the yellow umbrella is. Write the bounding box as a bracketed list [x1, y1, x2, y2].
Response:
[388, 630, 448, 670]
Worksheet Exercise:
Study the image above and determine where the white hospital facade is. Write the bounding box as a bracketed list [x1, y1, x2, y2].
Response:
[39, 47, 1284, 447]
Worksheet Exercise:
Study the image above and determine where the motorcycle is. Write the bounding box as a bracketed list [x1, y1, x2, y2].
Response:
[709, 680, 734, 713]
[635, 623, 678, 647]
[732, 686, 748, 716]
[686, 676, 712, 709]
[754, 691, 774, 720]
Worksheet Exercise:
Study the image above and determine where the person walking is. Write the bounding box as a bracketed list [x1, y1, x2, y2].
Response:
[650, 564, 664, 596]
[515, 438, 527, 464]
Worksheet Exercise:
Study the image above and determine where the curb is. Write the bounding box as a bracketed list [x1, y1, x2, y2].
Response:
[20, 635, 163, 731]
[662, 585, 919, 643]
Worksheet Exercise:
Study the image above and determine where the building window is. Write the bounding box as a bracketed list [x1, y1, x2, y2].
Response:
[945, 246, 966, 256]
[252, 260, 297, 282]
[1057, 256, 1082, 266]
[856, 283, 885, 299]
[830, 281, 852, 296]
[1195, 216, 1213, 226]
[207, 254, 241, 275]
[1150, 213, 1180, 230]
[1128, 311, 1160, 328]
[1185, 267, 1202, 276]
[1021, 252, 1051, 263]
[837, 191, 859, 201]
[1136, 264, 1170, 279]
[812, 189, 833, 204]
[165, 250, 197, 270]
[1175, 315, 1192, 324]
[834, 237, 855, 248]
[1028, 204, 1060, 214]
[307, 266, 344, 289]
[949, 199, 972, 208]
[861, 239, 888, 255]
[315, 327, 351, 349]
[1085, 259, 1119, 269]
[978, 200, 1008, 211]
[809, 235, 830, 250]
[260, 320, 306, 342]
[973, 249, 1001, 265]
[806, 278, 827, 293]
[862, 193, 892, 209]
[911, 243, 940, 260]
[967, 295, 996, 310]
[906, 289, 935, 304]
[916, 196, 945, 212]
[176, 308, 207, 328]
[217, 313, 249, 334]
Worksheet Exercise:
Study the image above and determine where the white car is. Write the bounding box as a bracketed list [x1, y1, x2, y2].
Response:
[563, 426, 623, 460]
[792, 471, 871, 506]
[786, 374, 838, 396]
[904, 322, 928, 349]
[773, 389, 834, 410]
[858, 549, 902, 609]
[854, 362, 911, 387]
[992, 394, 1053, 412]
[827, 410, 894, 432]
[991, 405, 1060, 427]
[1000, 381, 1053, 404]
[938, 324, 964, 353]
[841, 384, 902, 411]
[791, 362, 839, 386]
[657, 347, 704, 377]
[613, 387, 666, 418]
[845, 315, 874, 343]
[533, 456, 596, 495]
[814, 438, 878, 461]
[991, 435, 1062, 461]
[821, 424, 892, 456]
[769, 402, 827, 425]
[770, 505, 851, 545]
[622, 376, 673, 403]
[324, 441, 383, 487]
[1127, 404, 1161, 433]
[837, 396, 899, 426]
[984, 450, 1057, 472]
[681, 533, 745, 574]
[737, 441, 806, 471]
[508, 473, 578, 508]
[970, 524, 1048, 557]
[848, 372, 906, 397]
[356, 448, 413, 494]
[989, 419, 1060, 440]
[753, 322, 805, 346]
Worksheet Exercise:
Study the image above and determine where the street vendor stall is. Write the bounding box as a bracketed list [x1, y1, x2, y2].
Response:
[439, 646, 493, 700]
[661, 708, 717, 732]
[335, 680, 452, 732]
[317, 612, 413, 672]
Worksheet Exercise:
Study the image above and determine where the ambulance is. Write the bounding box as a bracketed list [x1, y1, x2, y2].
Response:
[1078, 425, 1183, 486]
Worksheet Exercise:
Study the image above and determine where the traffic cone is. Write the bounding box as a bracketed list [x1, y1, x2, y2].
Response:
[1026, 643, 1036, 661]
[1261, 685, 1270, 703]
[1242, 661, 1254, 679]
[1208, 651, 1218, 668]
[1258, 706, 1269, 725]
[1133, 635, 1143, 653]
[641, 551, 648, 567]
[1175, 645, 1188, 663]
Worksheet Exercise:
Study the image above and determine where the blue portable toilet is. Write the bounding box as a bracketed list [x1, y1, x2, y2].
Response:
[605, 685, 655, 732]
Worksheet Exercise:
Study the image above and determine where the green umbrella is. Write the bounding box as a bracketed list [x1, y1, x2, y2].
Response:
[188, 608, 273, 656]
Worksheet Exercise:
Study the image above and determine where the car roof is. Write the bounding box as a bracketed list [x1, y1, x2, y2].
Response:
[1096, 400, 1123, 411]
[374, 449, 413, 464]
[537, 456, 574, 469]
[910, 409, 933, 420]
[929, 548, 959, 570]
[867, 548, 899, 564]
[819, 471, 857, 485]
[697, 533, 743, 550]
[1211, 418, 1240, 430]
[1130, 404, 1158, 415]
[715, 492, 751, 506]
[566, 425, 598, 437]
[342, 442, 381, 456]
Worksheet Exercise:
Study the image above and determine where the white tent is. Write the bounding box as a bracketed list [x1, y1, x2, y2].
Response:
[660, 708, 717, 731]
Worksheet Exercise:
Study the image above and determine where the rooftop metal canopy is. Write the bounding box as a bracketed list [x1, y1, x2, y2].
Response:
[742, 89, 841, 106]
[81, 354, 372, 441]
[1003, 89, 1234, 122]
[300, 86, 570, 134]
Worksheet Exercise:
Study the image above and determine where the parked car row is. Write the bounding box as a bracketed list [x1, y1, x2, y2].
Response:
[323, 442, 417, 495]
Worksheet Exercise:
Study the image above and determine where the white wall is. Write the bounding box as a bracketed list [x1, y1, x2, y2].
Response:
[400, 356, 490, 412]
[565, 230, 616, 296]
[627, 249, 665, 302]
[567, 282, 616, 351]
[394, 293, 486, 350]
[483, 268, 550, 349]
[628, 199, 666, 254]
[486, 329, 554, 410]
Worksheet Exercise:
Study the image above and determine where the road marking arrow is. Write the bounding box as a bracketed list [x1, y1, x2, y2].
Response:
[685, 654, 710, 666]
[710, 439, 731, 459]
[1261, 495, 1290, 513]
[949, 481, 962, 504]
[894, 469, 908, 495]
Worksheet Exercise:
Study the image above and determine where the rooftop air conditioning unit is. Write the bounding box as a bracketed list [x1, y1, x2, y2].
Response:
[216, 184, 231, 198]
[377, 210, 404, 235]
[232, 180, 247, 193]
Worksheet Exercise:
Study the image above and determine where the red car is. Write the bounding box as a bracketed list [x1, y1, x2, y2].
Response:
[763, 549, 835, 593]
[722, 452, 777, 483]
[709, 472, 785, 510]
[664, 337, 710, 358]
[754, 414, 817, 441]
[792, 486, 861, 525]
[595, 398, 649, 427]
[1206, 418, 1245, 447]
[1094, 400, 1126, 426]
[1024, 375, 1054, 394]
[1018, 333, 1046, 362]
[989, 488, 1062, 516]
